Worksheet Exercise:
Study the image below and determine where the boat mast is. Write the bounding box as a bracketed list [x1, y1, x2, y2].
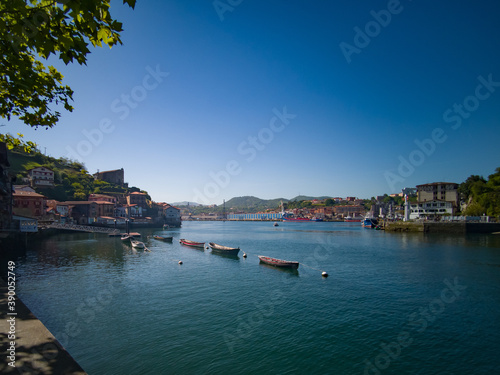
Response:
[223, 199, 226, 221]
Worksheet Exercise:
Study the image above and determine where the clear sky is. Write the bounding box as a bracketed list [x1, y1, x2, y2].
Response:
[4, 0, 500, 205]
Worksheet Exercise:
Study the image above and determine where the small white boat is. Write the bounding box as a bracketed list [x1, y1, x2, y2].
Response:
[273, 222, 279, 227]
[131, 240, 145, 249]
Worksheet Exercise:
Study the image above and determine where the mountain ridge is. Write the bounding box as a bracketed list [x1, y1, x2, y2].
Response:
[177, 195, 335, 211]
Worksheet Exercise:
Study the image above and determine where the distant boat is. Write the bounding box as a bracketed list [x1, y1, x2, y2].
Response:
[153, 235, 173, 241]
[131, 240, 145, 249]
[344, 216, 362, 222]
[258, 255, 299, 269]
[363, 217, 378, 228]
[282, 214, 310, 222]
[273, 222, 279, 227]
[282, 212, 322, 222]
[179, 239, 205, 248]
[310, 217, 323, 222]
[208, 242, 240, 256]
[163, 224, 170, 229]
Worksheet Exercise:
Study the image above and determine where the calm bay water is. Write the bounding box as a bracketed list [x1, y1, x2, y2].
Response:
[14, 221, 500, 374]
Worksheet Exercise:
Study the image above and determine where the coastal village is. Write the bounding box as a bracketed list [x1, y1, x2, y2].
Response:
[0, 141, 497, 240]
[0, 143, 181, 236]
[183, 183, 469, 223]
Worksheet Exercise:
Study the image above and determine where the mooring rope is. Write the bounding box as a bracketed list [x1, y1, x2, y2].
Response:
[298, 262, 323, 272]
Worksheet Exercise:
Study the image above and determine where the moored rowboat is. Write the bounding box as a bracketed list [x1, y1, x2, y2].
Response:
[180, 239, 205, 248]
[258, 255, 299, 269]
[153, 235, 173, 241]
[208, 242, 240, 256]
[131, 240, 145, 249]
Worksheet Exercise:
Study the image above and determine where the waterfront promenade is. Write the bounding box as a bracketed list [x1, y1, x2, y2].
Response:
[385, 221, 500, 233]
[0, 278, 87, 374]
[49, 223, 120, 235]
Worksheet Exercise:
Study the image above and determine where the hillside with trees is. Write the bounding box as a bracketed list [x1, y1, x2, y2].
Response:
[8, 145, 148, 202]
[460, 167, 500, 217]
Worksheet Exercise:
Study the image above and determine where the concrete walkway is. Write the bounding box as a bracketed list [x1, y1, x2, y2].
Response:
[0, 278, 87, 374]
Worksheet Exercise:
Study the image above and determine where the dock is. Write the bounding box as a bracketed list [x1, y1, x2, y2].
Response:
[108, 232, 142, 237]
[385, 221, 500, 234]
[0, 278, 87, 374]
[49, 223, 119, 235]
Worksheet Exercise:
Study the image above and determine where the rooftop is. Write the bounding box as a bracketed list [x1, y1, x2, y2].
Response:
[13, 191, 45, 198]
[416, 182, 458, 187]
[94, 168, 123, 174]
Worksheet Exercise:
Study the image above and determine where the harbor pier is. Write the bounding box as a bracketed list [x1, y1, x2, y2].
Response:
[0, 278, 87, 374]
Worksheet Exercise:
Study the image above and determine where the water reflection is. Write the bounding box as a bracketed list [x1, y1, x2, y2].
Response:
[259, 262, 300, 276]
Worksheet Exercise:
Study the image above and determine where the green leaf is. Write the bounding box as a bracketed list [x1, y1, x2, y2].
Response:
[0, 0, 136, 128]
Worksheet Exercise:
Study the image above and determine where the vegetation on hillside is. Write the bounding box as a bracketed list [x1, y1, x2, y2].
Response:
[7, 144, 147, 202]
[0, 133, 37, 153]
[183, 196, 287, 215]
[460, 168, 500, 217]
[5, 135, 499, 217]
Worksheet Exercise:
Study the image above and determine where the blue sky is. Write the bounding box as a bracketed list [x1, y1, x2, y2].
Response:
[4, 0, 500, 204]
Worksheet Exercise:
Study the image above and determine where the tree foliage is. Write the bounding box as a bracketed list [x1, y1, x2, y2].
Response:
[0, 132, 38, 152]
[0, 0, 136, 128]
[461, 168, 500, 217]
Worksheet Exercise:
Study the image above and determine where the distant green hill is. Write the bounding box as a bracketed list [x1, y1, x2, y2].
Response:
[224, 196, 287, 210]
[188, 195, 335, 214]
[289, 195, 332, 201]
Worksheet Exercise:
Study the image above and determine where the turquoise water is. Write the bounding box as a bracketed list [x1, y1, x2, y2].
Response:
[15, 221, 500, 374]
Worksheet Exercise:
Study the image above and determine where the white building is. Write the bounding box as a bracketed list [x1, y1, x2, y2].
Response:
[409, 200, 454, 220]
[164, 204, 181, 226]
[28, 167, 54, 186]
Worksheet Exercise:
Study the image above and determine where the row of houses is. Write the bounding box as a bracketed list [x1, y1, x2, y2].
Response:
[17, 166, 128, 188]
[294, 183, 462, 220]
[10, 186, 181, 227]
[0, 147, 181, 234]
[217, 183, 462, 221]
